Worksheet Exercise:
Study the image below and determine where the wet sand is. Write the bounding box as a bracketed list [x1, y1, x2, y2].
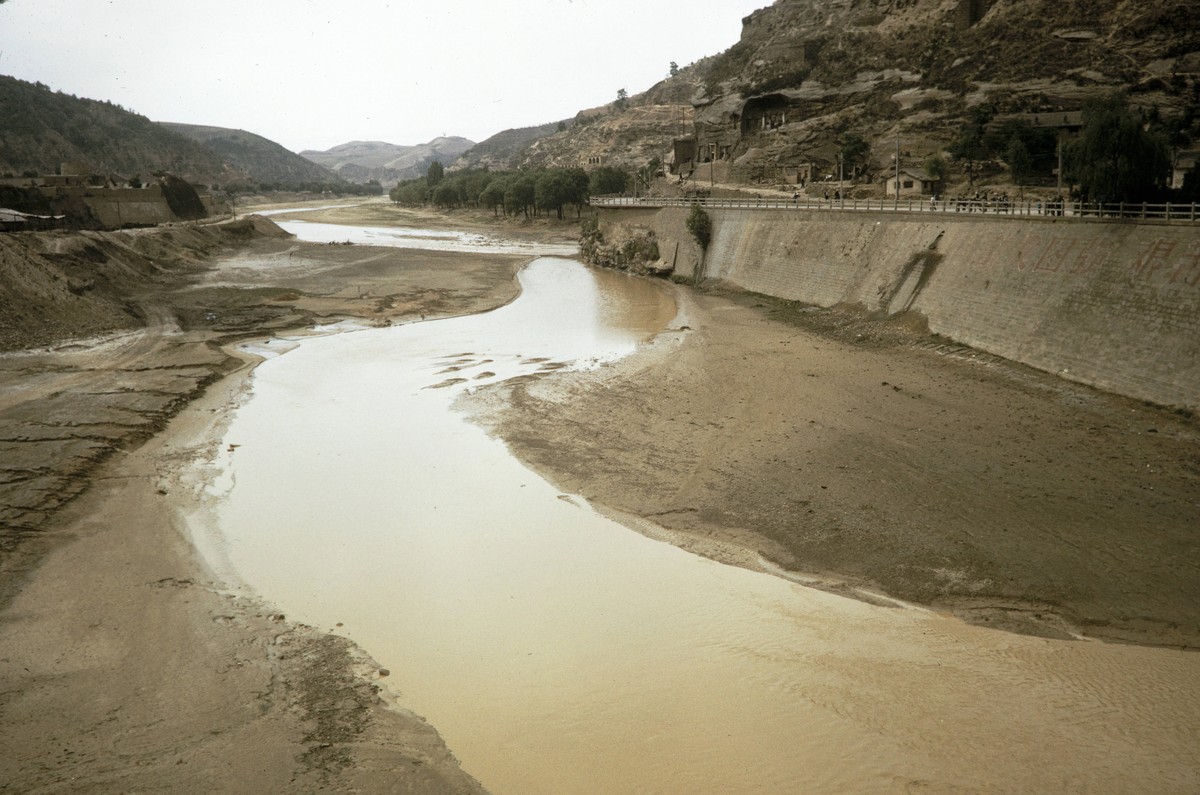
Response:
[465, 286, 1200, 648]
[0, 206, 546, 791]
[2, 200, 1198, 790]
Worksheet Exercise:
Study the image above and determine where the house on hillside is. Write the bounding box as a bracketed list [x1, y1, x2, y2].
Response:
[1172, 150, 1199, 191]
[885, 167, 941, 198]
[989, 111, 1084, 137]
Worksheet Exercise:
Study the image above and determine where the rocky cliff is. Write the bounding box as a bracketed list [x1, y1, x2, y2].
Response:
[475, 0, 1199, 187]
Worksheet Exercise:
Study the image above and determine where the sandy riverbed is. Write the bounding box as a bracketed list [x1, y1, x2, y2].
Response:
[0, 203, 550, 791]
[1, 200, 1197, 791]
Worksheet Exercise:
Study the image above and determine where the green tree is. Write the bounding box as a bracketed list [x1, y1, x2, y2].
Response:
[588, 166, 628, 196]
[669, 61, 679, 77]
[564, 168, 591, 215]
[839, 133, 871, 177]
[425, 160, 444, 188]
[479, 176, 509, 216]
[431, 181, 459, 208]
[924, 154, 949, 186]
[535, 170, 572, 219]
[1065, 92, 1171, 203]
[949, 105, 992, 187]
[391, 178, 428, 205]
[615, 88, 629, 111]
[1005, 136, 1035, 187]
[686, 205, 712, 250]
[504, 172, 537, 218]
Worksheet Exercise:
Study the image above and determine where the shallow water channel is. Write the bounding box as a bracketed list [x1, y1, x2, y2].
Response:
[192, 222, 1200, 794]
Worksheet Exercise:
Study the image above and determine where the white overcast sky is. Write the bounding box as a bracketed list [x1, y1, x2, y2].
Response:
[0, 0, 768, 152]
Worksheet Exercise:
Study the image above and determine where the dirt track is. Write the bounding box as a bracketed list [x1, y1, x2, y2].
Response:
[1, 200, 1197, 791]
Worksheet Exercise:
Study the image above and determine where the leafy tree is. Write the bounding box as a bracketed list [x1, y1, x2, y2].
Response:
[479, 176, 509, 216]
[504, 172, 537, 218]
[425, 160, 444, 188]
[839, 133, 871, 177]
[1005, 137, 1035, 187]
[924, 154, 949, 185]
[557, 121, 567, 133]
[686, 205, 712, 250]
[564, 168, 591, 214]
[1064, 92, 1171, 203]
[949, 105, 992, 186]
[615, 88, 629, 111]
[669, 61, 679, 77]
[390, 178, 427, 205]
[588, 165, 628, 196]
[535, 170, 573, 219]
[432, 181, 459, 208]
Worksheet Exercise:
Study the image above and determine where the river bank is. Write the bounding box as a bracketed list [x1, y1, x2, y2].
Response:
[1, 199, 1197, 790]
[1, 206, 557, 791]
[465, 282, 1200, 648]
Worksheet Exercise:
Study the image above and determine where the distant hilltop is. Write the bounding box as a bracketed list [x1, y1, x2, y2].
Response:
[301, 137, 475, 186]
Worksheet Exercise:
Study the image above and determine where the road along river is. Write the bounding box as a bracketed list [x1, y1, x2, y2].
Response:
[187, 219, 1200, 794]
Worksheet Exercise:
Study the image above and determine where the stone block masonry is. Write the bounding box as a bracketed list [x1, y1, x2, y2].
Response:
[598, 207, 1200, 410]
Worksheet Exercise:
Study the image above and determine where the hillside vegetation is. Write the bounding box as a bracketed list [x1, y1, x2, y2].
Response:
[0, 75, 239, 186]
[0, 76, 371, 194]
[160, 122, 342, 190]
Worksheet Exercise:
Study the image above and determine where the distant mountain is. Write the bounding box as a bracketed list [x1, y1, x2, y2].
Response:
[0, 74, 241, 187]
[453, 121, 567, 171]
[300, 137, 475, 184]
[159, 123, 342, 188]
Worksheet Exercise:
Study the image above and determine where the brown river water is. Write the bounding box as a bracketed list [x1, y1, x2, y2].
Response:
[187, 224, 1200, 794]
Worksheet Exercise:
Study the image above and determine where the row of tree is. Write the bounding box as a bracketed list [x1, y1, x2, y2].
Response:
[946, 92, 1196, 202]
[389, 164, 631, 219]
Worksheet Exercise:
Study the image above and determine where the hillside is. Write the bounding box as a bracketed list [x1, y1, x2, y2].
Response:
[689, 0, 1199, 178]
[471, 0, 1200, 190]
[301, 137, 475, 185]
[0, 75, 242, 187]
[159, 122, 342, 188]
[455, 121, 569, 171]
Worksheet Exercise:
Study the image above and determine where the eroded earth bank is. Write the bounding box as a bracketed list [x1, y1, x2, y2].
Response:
[1, 200, 1197, 791]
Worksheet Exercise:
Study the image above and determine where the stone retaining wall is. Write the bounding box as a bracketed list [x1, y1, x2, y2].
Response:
[597, 207, 1200, 410]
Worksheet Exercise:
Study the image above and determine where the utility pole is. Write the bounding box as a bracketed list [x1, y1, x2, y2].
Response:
[1056, 134, 1063, 195]
[894, 137, 901, 209]
[838, 153, 845, 209]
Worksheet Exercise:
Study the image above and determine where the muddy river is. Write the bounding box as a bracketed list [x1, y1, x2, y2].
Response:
[189, 221, 1200, 794]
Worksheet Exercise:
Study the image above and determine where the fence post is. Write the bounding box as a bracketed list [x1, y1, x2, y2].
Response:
[1166, 203, 1171, 221]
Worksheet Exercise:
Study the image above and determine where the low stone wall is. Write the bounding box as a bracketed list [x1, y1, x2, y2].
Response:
[597, 206, 1200, 410]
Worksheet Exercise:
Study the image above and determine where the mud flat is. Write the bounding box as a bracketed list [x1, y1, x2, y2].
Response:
[0, 207, 547, 791]
[1, 200, 1197, 790]
[466, 285, 1200, 648]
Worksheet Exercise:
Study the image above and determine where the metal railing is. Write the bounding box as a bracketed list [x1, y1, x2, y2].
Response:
[590, 195, 1200, 223]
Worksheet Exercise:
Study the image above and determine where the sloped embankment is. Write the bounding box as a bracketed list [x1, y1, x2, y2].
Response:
[0, 216, 288, 352]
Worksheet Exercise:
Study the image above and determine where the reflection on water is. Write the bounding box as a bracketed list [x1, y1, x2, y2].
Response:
[273, 219, 579, 257]
[192, 248, 1200, 794]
